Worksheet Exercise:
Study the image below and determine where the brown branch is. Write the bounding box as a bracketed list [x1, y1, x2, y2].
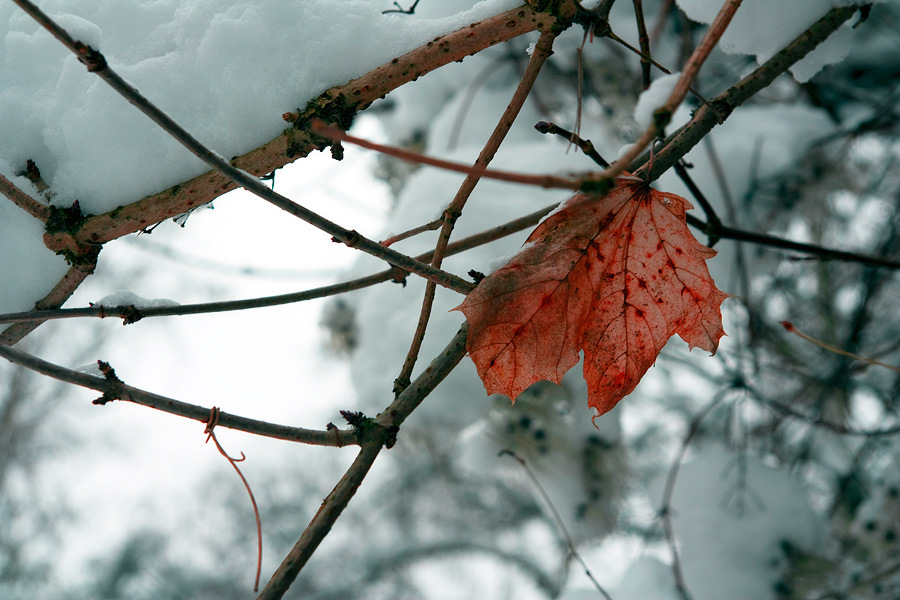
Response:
[38, 3, 575, 254]
[0, 344, 358, 447]
[632, 0, 653, 89]
[258, 324, 469, 599]
[14, 0, 476, 296]
[0, 205, 557, 326]
[607, 0, 743, 181]
[638, 4, 862, 181]
[0, 262, 96, 346]
[311, 121, 581, 191]
[394, 26, 566, 394]
[0, 172, 50, 222]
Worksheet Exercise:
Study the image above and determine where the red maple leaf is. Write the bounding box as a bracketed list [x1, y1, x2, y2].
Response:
[455, 175, 728, 419]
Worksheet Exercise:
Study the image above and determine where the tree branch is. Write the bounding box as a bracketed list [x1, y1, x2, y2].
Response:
[0, 206, 558, 326]
[39, 2, 576, 253]
[0, 172, 50, 222]
[638, 4, 862, 181]
[0, 344, 356, 447]
[258, 323, 469, 599]
[0, 263, 96, 346]
[394, 26, 565, 394]
[14, 0, 476, 296]
[605, 0, 743, 182]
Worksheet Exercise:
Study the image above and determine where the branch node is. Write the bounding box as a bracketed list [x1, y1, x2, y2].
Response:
[73, 41, 107, 72]
[92, 360, 123, 405]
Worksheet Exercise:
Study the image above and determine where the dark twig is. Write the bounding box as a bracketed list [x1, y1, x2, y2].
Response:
[12, 0, 473, 296]
[638, 5, 863, 182]
[501, 450, 613, 600]
[0, 346, 359, 447]
[0, 204, 558, 326]
[382, 0, 420, 15]
[611, 0, 743, 180]
[673, 161, 723, 246]
[534, 121, 610, 167]
[632, 0, 653, 89]
[685, 214, 900, 270]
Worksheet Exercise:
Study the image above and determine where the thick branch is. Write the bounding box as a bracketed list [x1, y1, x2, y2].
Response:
[39, 3, 574, 252]
[14, 0, 475, 295]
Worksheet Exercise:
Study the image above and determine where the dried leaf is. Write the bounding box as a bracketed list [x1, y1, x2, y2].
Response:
[455, 175, 728, 419]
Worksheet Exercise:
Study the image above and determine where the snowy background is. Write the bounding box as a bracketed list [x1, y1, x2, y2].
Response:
[2, 0, 900, 599]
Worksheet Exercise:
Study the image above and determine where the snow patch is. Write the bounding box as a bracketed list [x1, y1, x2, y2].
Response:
[93, 290, 179, 308]
[675, 0, 872, 82]
[52, 13, 102, 48]
[633, 73, 681, 130]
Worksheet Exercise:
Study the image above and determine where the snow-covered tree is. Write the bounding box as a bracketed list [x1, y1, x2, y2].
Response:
[2, 1, 900, 599]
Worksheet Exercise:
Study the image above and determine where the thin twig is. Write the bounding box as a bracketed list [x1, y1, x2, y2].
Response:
[672, 161, 723, 245]
[380, 218, 444, 247]
[0, 172, 50, 222]
[394, 28, 564, 395]
[609, 0, 743, 181]
[649, 0, 673, 45]
[0, 346, 358, 447]
[781, 321, 900, 374]
[632, 0, 653, 89]
[657, 396, 725, 600]
[639, 4, 862, 181]
[501, 450, 614, 600]
[0, 205, 557, 326]
[311, 121, 581, 191]
[685, 214, 900, 270]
